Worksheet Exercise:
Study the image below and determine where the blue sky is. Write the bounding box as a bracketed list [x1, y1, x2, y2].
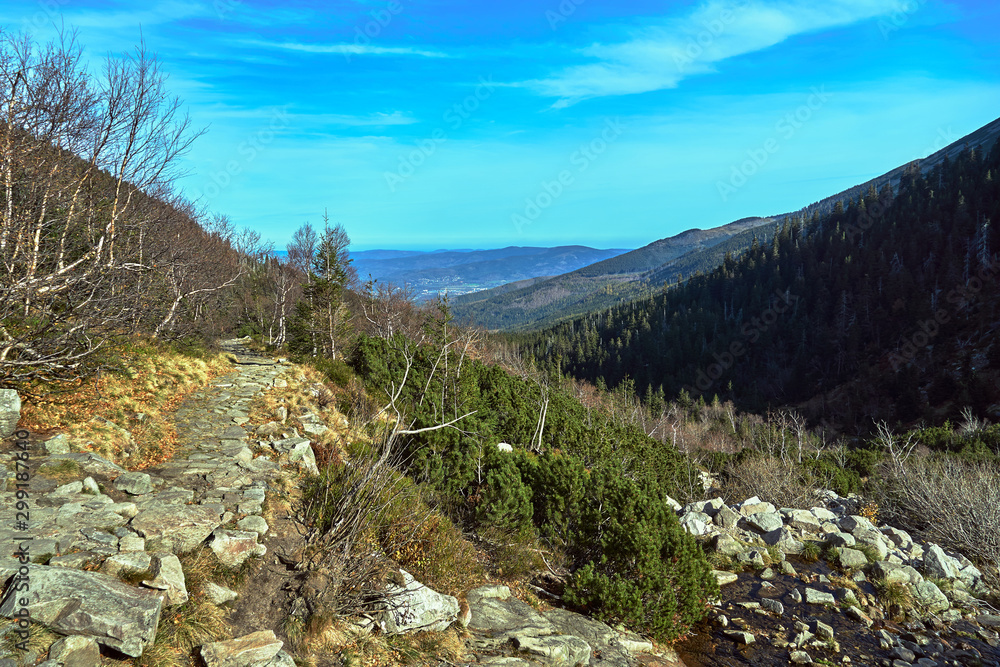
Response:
[3, 0, 999, 251]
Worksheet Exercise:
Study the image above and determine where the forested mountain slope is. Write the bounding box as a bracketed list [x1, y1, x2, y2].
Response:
[518, 141, 1000, 433]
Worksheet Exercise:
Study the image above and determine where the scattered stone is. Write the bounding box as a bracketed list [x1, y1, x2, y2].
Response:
[923, 544, 960, 580]
[287, 441, 319, 475]
[790, 650, 812, 664]
[713, 504, 741, 530]
[746, 511, 784, 534]
[200, 630, 283, 667]
[42, 434, 71, 455]
[467, 585, 511, 604]
[713, 570, 739, 586]
[82, 476, 101, 494]
[846, 605, 874, 628]
[761, 598, 784, 615]
[815, 620, 835, 640]
[52, 481, 84, 495]
[237, 515, 269, 536]
[713, 533, 745, 557]
[724, 630, 755, 644]
[911, 580, 950, 613]
[119, 535, 146, 552]
[804, 588, 836, 606]
[739, 496, 776, 516]
[786, 509, 823, 533]
[204, 582, 239, 605]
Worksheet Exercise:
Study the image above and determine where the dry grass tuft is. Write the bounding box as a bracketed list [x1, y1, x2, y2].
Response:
[19, 337, 230, 469]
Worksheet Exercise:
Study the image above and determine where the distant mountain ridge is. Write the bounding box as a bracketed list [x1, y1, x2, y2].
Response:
[450, 217, 778, 330]
[348, 245, 631, 299]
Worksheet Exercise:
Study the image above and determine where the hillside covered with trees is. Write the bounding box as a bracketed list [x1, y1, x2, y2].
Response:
[517, 141, 1000, 434]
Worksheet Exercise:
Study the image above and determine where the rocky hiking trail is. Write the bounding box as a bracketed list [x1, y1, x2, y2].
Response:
[0, 341, 690, 667]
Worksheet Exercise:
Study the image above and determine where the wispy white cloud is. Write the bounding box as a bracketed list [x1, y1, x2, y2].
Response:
[248, 39, 450, 59]
[525, 0, 910, 107]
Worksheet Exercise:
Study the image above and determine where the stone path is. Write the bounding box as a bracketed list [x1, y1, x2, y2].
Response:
[0, 339, 301, 664]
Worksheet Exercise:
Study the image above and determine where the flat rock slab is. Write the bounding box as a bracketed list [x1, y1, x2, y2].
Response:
[131, 504, 222, 553]
[382, 569, 459, 634]
[512, 634, 592, 667]
[114, 472, 154, 495]
[201, 630, 283, 667]
[0, 564, 161, 657]
[468, 595, 555, 637]
[210, 529, 266, 568]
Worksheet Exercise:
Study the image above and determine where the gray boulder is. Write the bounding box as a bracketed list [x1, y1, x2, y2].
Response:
[739, 497, 776, 516]
[142, 553, 188, 605]
[42, 434, 71, 455]
[50, 452, 127, 477]
[762, 527, 804, 554]
[713, 504, 741, 530]
[911, 580, 950, 613]
[382, 569, 459, 634]
[839, 515, 877, 536]
[131, 504, 222, 553]
[680, 511, 713, 536]
[0, 389, 20, 437]
[114, 472, 154, 496]
[468, 588, 553, 637]
[745, 511, 783, 534]
[923, 544, 960, 580]
[786, 509, 822, 533]
[0, 564, 161, 657]
[210, 529, 266, 568]
[713, 533, 745, 557]
[833, 547, 868, 570]
[201, 631, 284, 667]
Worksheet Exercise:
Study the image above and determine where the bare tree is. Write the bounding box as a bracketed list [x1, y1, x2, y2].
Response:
[0, 29, 205, 383]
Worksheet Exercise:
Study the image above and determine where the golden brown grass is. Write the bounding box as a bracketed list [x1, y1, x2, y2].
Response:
[18, 337, 231, 469]
[297, 621, 468, 667]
